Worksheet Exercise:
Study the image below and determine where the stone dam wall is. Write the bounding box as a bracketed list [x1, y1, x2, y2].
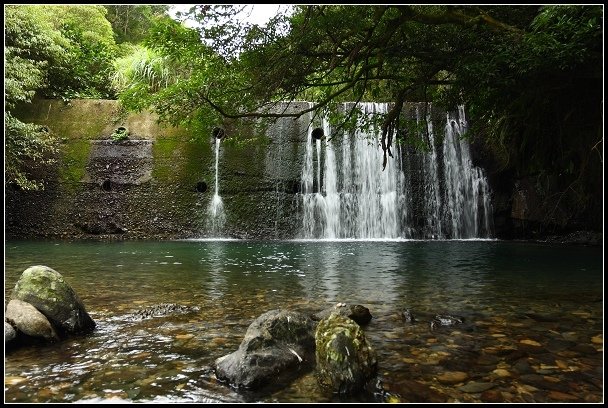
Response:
[6, 99, 312, 240]
[5, 98, 601, 242]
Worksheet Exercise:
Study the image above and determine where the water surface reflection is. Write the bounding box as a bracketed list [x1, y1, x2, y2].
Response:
[4, 240, 603, 403]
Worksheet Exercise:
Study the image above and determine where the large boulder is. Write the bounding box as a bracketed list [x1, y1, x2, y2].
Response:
[5, 299, 60, 342]
[214, 309, 316, 390]
[11, 265, 95, 335]
[315, 314, 378, 395]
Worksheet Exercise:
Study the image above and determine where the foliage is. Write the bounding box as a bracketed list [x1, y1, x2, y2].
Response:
[40, 5, 118, 99]
[4, 5, 67, 109]
[4, 5, 119, 189]
[104, 5, 169, 44]
[110, 127, 130, 142]
[114, 16, 229, 138]
[5, 113, 58, 190]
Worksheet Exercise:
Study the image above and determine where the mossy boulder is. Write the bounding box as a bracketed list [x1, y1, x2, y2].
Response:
[315, 313, 378, 395]
[313, 303, 372, 326]
[5, 299, 60, 342]
[214, 309, 316, 390]
[11, 265, 95, 336]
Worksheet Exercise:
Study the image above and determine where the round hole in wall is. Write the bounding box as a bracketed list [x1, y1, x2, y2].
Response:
[196, 181, 208, 193]
[212, 127, 225, 140]
[312, 127, 324, 140]
[101, 179, 112, 191]
[291, 180, 301, 194]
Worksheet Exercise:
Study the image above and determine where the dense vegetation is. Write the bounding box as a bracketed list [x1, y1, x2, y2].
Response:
[4, 5, 602, 231]
[4, 5, 168, 189]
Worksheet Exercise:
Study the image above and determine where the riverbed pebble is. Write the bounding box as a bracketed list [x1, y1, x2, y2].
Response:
[436, 371, 468, 384]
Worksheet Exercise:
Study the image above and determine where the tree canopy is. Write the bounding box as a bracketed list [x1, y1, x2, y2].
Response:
[4, 4, 603, 217]
[111, 4, 602, 228]
[118, 5, 601, 170]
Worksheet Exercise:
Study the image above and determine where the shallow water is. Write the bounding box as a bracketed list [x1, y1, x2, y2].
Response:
[4, 240, 603, 403]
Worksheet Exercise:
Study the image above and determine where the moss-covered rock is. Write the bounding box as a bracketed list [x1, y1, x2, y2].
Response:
[314, 303, 372, 326]
[315, 313, 378, 395]
[11, 265, 95, 335]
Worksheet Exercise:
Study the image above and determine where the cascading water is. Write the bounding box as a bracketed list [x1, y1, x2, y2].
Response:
[442, 106, 493, 238]
[208, 138, 225, 235]
[299, 103, 493, 239]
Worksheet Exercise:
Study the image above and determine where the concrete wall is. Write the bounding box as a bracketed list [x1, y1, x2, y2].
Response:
[6, 99, 313, 240]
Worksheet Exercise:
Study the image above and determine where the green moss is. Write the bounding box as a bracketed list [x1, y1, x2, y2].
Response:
[182, 140, 212, 183]
[152, 138, 182, 182]
[59, 139, 91, 187]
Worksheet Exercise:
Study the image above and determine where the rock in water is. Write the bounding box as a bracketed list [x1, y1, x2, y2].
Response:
[313, 303, 372, 326]
[315, 314, 378, 395]
[402, 309, 416, 323]
[214, 309, 316, 390]
[5, 299, 60, 342]
[5, 321, 17, 344]
[11, 265, 95, 335]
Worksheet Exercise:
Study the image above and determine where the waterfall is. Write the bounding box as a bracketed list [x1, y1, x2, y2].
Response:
[418, 104, 443, 239]
[442, 106, 493, 238]
[208, 138, 225, 235]
[299, 103, 493, 239]
[323, 118, 340, 238]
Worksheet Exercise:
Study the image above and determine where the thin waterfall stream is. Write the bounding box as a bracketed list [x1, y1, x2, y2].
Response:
[208, 138, 225, 235]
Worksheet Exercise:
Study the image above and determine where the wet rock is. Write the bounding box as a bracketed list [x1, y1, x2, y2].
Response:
[5, 320, 17, 343]
[477, 354, 500, 366]
[458, 381, 496, 393]
[402, 309, 416, 323]
[519, 339, 542, 347]
[315, 314, 377, 395]
[519, 374, 570, 392]
[430, 315, 463, 330]
[522, 313, 560, 322]
[5, 299, 60, 342]
[504, 350, 527, 363]
[11, 265, 95, 335]
[546, 339, 575, 353]
[570, 344, 597, 355]
[214, 309, 315, 390]
[436, 371, 468, 384]
[382, 378, 448, 403]
[547, 390, 580, 401]
[480, 389, 504, 402]
[590, 335, 602, 344]
[492, 368, 511, 377]
[130, 303, 200, 320]
[313, 303, 372, 326]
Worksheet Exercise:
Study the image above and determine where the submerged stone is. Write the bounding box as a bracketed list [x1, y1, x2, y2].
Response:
[129, 303, 200, 320]
[12, 265, 95, 335]
[315, 314, 377, 395]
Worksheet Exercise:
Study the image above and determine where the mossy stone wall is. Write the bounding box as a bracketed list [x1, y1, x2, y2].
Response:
[6, 98, 309, 240]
